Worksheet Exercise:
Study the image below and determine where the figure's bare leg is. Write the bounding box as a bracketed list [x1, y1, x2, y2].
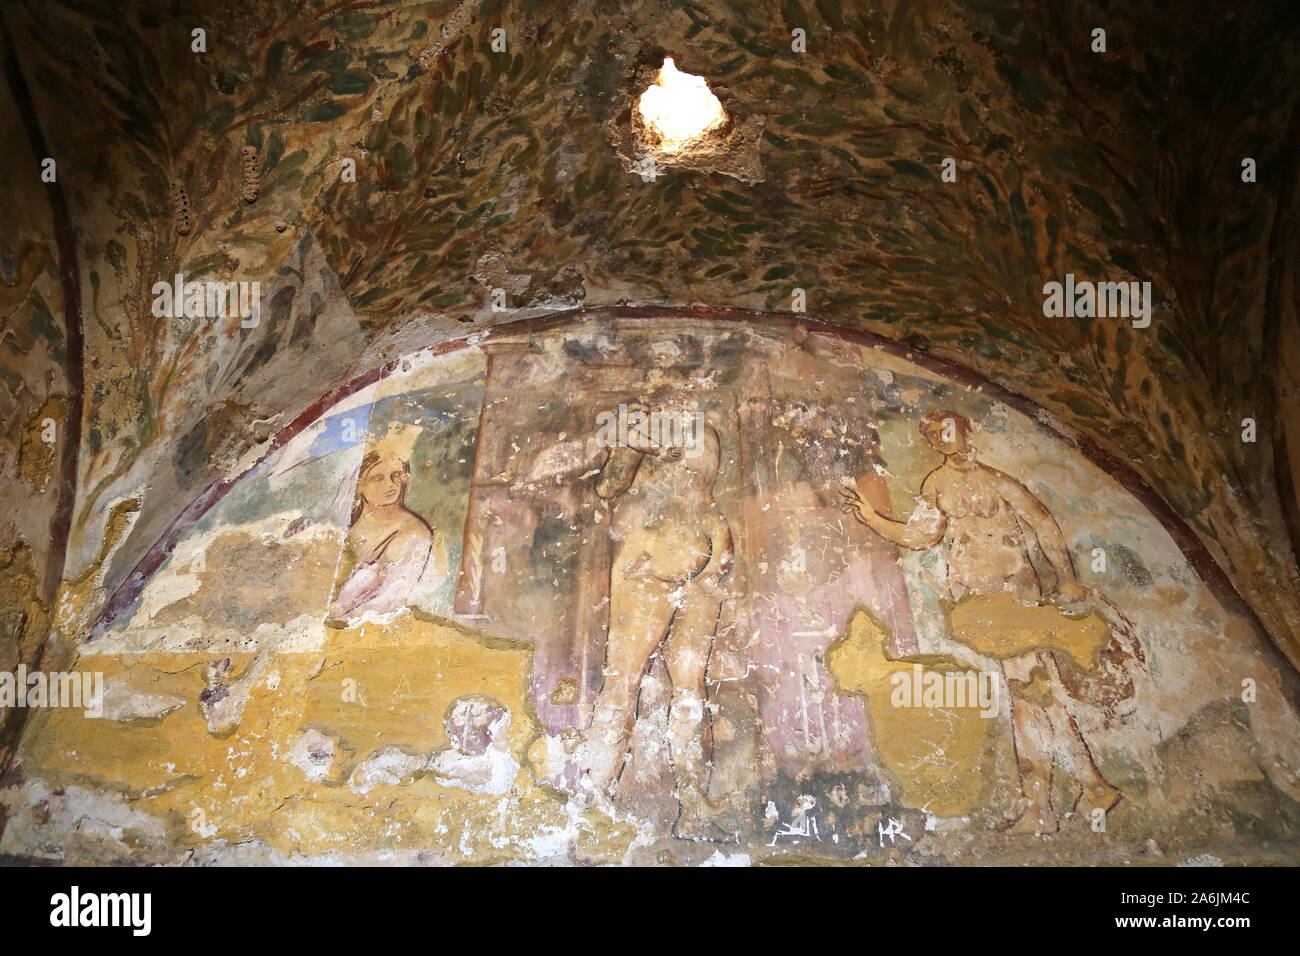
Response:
[662, 579, 723, 795]
[1039, 654, 1121, 817]
[1002, 653, 1059, 835]
[664, 575, 746, 841]
[580, 567, 675, 800]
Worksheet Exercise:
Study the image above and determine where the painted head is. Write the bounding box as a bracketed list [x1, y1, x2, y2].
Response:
[352, 450, 411, 523]
[919, 410, 973, 457]
[444, 695, 509, 756]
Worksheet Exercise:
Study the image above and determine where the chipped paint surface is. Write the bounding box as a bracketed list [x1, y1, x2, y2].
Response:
[5, 320, 1298, 865]
[0, 0, 1295, 670]
[0, 0, 1297, 867]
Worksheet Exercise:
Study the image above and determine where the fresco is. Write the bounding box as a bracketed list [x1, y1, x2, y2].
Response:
[3, 0, 1295, 685]
[840, 409, 1148, 831]
[0, 0, 1294, 877]
[5, 317, 1298, 865]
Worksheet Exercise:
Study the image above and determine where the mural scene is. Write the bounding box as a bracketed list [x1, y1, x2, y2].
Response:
[5, 318, 1298, 865]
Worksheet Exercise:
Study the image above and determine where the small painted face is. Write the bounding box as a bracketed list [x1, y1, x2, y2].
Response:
[360, 455, 407, 507]
[445, 697, 508, 756]
[921, 416, 970, 456]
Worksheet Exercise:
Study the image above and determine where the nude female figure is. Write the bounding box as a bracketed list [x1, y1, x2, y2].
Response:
[329, 451, 438, 620]
[576, 404, 734, 838]
[840, 411, 1130, 834]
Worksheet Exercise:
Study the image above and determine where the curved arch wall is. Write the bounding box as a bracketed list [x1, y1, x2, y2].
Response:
[6, 313, 1299, 865]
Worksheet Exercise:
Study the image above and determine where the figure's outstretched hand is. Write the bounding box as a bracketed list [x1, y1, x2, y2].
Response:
[838, 484, 867, 517]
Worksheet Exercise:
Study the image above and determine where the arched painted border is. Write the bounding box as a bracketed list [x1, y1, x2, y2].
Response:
[91, 305, 1290, 672]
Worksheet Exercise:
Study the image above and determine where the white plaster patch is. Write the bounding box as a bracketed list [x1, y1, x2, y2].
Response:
[699, 850, 752, 866]
[350, 746, 428, 794]
[97, 680, 186, 723]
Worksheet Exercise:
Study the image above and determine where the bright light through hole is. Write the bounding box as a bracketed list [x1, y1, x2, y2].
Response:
[637, 57, 726, 153]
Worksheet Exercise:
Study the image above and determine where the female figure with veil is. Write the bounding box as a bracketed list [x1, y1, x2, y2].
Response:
[329, 449, 442, 621]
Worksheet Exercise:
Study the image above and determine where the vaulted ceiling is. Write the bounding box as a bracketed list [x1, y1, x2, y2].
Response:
[1, 0, 1298, 668]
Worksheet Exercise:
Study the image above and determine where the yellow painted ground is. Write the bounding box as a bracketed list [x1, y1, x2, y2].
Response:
[827, 607, 995, 817]
[21, 614, 635, 862]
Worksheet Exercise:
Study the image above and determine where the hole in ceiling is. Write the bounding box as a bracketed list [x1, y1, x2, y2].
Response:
[636, 57, 726, 153]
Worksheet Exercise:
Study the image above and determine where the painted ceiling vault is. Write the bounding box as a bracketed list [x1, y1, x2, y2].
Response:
[0, 0, 1297, 865]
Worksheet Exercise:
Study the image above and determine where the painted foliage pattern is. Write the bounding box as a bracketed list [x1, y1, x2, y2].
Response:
[1, 0, 1296, 673]
[4, 321, 1298, 864]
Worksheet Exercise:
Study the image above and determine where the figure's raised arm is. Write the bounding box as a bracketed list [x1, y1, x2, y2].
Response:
[595, 445, 644, 499]
[838, 480, 946, 550]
